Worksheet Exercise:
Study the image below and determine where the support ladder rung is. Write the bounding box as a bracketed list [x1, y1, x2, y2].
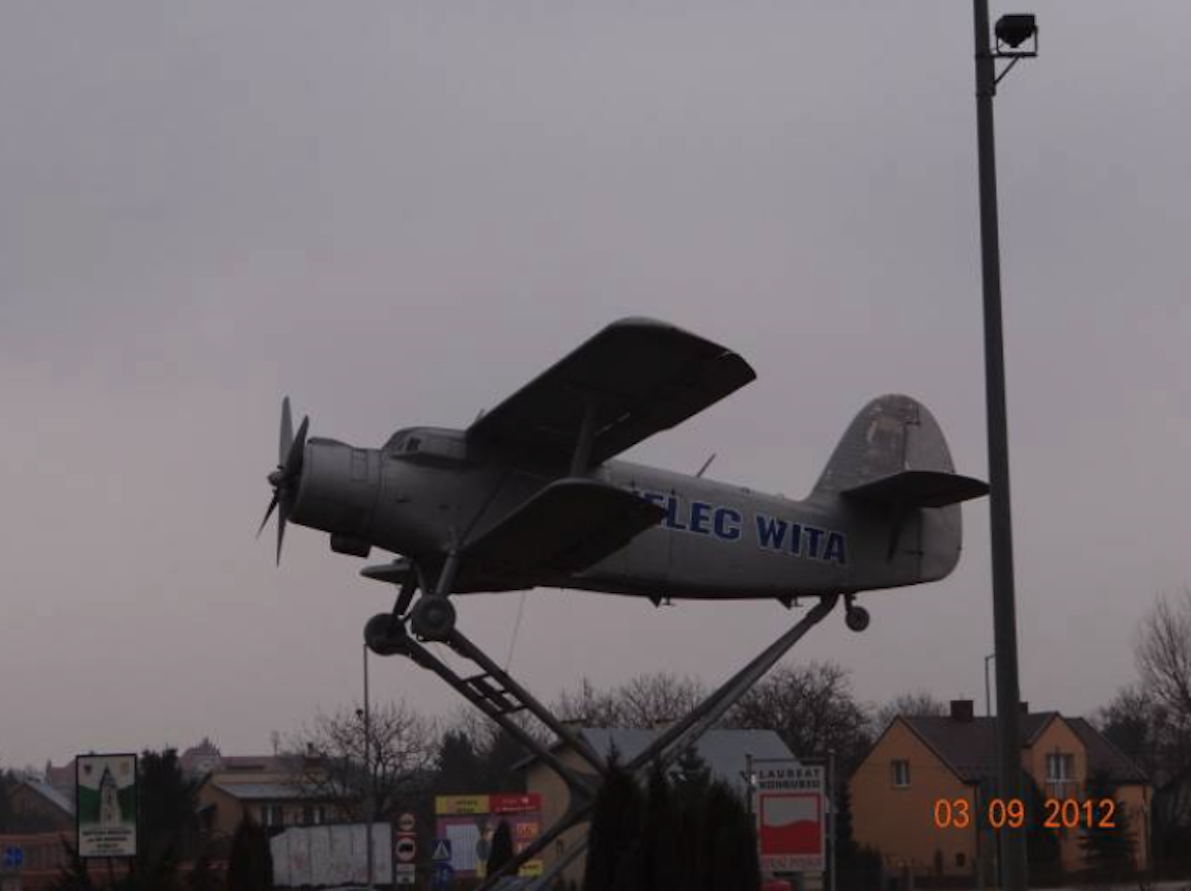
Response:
[463, 673, 520, 713]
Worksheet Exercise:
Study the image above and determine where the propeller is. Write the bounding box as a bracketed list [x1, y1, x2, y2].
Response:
[258, 396, 309, 564]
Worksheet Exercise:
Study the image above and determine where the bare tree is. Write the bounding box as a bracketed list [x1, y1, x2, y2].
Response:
[288, 700, 437, 821]
[722, 662, 871, 772]
[554, 673, 707, 729]
[1137, 589, 1191, 733]
[616, 673, 707, 728]
[873, 690, 947, 735]
[554, 677, 625, 728]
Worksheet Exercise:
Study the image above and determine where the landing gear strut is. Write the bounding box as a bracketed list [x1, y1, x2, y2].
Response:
[844, 594, 870, 633]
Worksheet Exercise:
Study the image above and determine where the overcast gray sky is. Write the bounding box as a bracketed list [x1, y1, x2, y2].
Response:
[3, 2, 1188, 771]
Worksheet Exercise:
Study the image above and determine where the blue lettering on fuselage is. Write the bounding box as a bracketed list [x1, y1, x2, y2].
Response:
[714, 507, 742, 540]
[633, 488, 847, 566]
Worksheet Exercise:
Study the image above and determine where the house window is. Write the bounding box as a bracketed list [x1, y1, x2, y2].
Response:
[1046, 752, 1074, 781]
[1046, 752, 1077, 800]
[892, 760, 911, 788]
[1046, 752, 1074, 795]
[260, 804, 284, 827]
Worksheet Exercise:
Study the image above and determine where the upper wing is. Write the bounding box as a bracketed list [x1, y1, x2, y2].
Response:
[467, 317, 756, 466]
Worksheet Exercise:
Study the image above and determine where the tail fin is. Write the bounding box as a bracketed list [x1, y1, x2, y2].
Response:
[814, 394, 986, 503]
[814, 394, 986, 583]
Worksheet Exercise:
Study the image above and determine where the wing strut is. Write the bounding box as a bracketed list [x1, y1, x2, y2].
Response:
[569, 397, 599, 477]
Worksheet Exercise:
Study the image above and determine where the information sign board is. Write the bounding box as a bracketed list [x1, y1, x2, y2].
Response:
[753, 761, 825, 873]
[76, 753, 138, 858]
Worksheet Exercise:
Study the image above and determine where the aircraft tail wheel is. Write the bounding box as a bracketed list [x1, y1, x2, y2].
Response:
[364, 613, 410, 657]
[411, 596, 456, 642]
[845, 605, 870, 633]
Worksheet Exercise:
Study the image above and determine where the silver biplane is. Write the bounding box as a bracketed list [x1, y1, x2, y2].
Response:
[259, 317, 987, 647]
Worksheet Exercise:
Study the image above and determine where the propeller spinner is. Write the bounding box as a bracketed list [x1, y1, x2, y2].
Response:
[258, 396, 309, 563]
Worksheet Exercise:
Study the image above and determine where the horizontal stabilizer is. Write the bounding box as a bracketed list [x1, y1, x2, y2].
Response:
[841, 469, 988, 509]
[465, 478, 665, 573]
[360, 557, 415, 586]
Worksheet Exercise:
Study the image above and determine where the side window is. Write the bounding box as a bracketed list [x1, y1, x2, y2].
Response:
[891, 760, 911, 788]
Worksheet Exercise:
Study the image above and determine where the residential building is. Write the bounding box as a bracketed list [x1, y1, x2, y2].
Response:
[4, 781, 74, 833]
[193, 748, 346, 839]
[850, 700, 1150, 882]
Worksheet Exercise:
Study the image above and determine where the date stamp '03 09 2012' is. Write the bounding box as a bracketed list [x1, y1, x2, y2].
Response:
[933, 798, 1120, 831]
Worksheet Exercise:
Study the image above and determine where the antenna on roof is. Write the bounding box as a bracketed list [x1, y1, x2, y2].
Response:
[695, 453, 716, 478]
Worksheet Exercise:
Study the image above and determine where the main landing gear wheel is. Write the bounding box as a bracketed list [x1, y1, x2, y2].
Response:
[364, 613, 411, 657]
[845, 604, 870, 633]
[410, 595, 456, 641]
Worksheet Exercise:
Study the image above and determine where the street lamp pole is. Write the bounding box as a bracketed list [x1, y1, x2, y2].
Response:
[828, 748, 837, 891]
[971, 2, 1034, 889]
[363, 642, 375, 890]
[984, 653, 996, 718]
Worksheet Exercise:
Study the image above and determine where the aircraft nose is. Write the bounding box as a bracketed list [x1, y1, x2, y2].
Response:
[287, 441, 380, 539]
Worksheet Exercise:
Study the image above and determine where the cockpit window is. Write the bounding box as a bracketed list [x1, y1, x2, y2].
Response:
[386, 428, 467, 463]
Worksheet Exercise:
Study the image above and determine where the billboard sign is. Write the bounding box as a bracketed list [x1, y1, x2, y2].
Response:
[76, 754, 138, 858]
[491, 793, 540, 814]
[434, 795, 489, 815]
[434, 793, 543, 878]
[753, 761, 824, 873]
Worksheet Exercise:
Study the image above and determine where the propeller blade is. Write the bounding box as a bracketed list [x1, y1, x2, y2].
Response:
[276, 501, 289, 565]
[257, 490, 280, 538]
[285, 415, 309, 477]
[263, 397, 307, 565]
[280, 397, 293, 467]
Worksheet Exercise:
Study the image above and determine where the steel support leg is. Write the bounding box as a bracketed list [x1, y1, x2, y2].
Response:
[483, 595, 839, 890]
[525, 833, 590, 891]
[626, 594, 838, 773]
[379, 595, 838, 891]
[385, 633, 597, 804]
[448, 627, 609, 776]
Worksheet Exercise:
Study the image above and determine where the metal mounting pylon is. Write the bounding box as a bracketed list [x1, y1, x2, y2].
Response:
[370, 594, 838, 890]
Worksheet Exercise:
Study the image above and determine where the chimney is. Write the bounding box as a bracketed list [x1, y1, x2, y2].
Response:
[950, 699, 975, 722]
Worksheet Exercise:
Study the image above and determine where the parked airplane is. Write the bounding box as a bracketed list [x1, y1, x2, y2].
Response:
[258, 318, 987, 647]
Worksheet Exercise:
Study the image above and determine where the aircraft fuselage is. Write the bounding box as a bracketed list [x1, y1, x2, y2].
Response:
[288, 425, 959, 601]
